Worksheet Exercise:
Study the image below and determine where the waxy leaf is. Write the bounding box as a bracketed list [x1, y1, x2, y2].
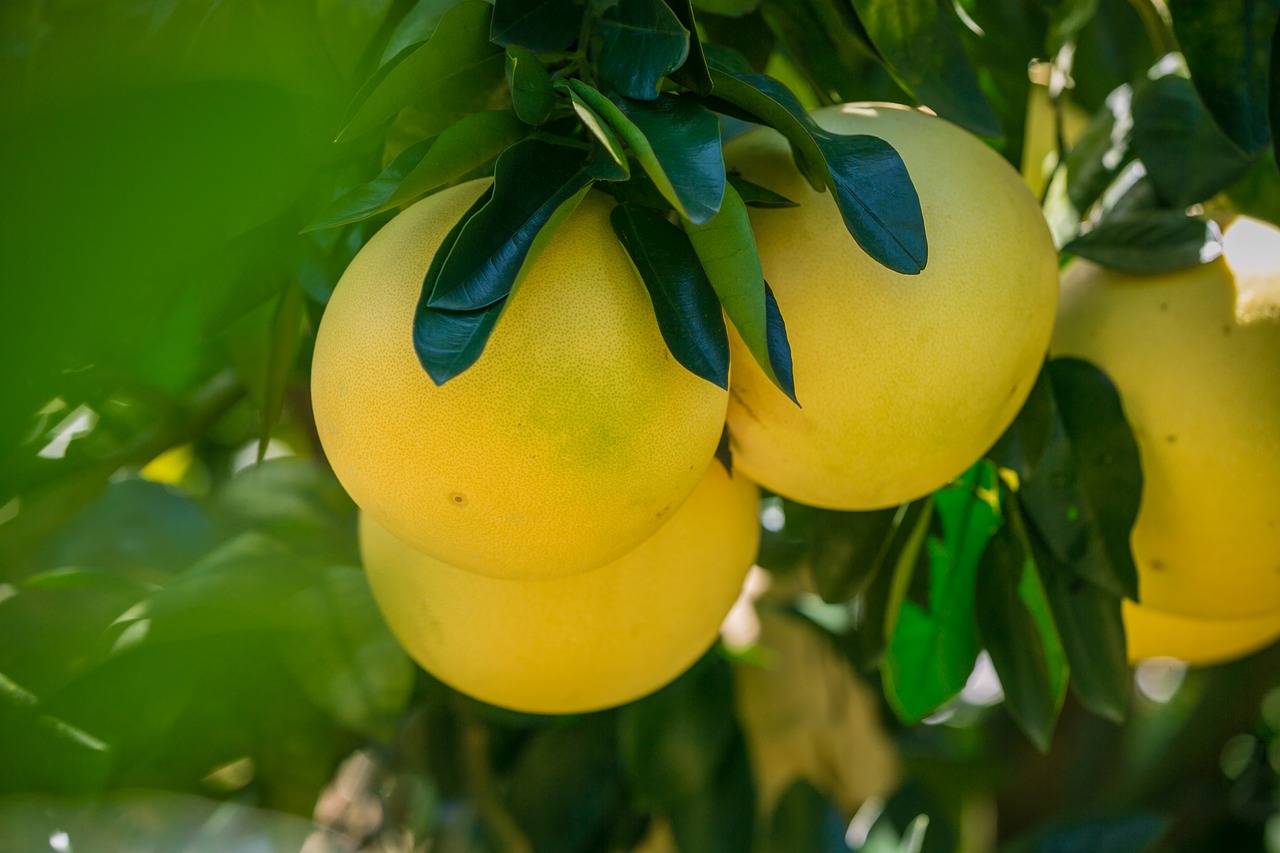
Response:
[337, 0, 504, 142]
[506, 47, 556, 125]
[883, 463, 1000, 723]
[977, 491, 1068, 752]
[803, 502, 928, 605]
[849, 0, 1002, 139]
[1130, 74, 1255, 207]
[304, 138, 436, 232]
[595, 0, 692, 100]
[611, 203, 730, 388]
[1167, 0, 1279, 157]
[426, 137, 594, 311]
[562, 82, 632, 180]
[1065, 212, 1222, 274]
[491, 0, 579, 53]
[728, 174, 798, 208]
[565, 80, 725, 223]
[667, 0, 714, 96]
[706, 69, 928, 274]
[684, 183, 795, 399]
[1020, 358, 1143, 601]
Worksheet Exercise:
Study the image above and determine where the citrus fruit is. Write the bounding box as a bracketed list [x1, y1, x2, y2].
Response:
[359, 461, 760, 714]
[1124, 600, 1280, 666]
[312, 180, 728, 579]
[723, 104, 1059, 510]
[1052, 216, 1280, 619]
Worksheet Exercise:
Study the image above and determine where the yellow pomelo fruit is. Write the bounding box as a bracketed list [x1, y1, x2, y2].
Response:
[1021, 84, 1091, 198]
[359, 462, 761, 714]
[1052, 216, 1280, 619]
[724, 104, 1059, 510]
[312, 181, 728, 579]
[1124, 600, 1280, 666]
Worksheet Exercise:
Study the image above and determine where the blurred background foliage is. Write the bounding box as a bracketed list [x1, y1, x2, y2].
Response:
[1, 0, 1279, 851]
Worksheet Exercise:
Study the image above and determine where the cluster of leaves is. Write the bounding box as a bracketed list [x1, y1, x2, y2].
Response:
[307, 0, 933, 392]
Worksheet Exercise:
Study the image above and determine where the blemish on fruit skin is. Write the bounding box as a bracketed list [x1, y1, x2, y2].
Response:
[1160, 303, 1169, 312]
[449, 492, 468, 507]
[1166, 434, 1178, 444]
[1150, 559, 1166, 571]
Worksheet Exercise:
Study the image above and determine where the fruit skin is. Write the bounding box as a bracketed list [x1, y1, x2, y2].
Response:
[723, 104, 1059, 510]
[359, 462, 760, 715]
[312, 180, 728, 579]
[1052, 217, 1280, 619]
[1124, 600, 1280, 666]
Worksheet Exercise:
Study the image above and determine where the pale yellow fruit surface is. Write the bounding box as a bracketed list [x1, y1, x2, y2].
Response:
[1124, 600, 1280, 666]
[1053, 217, 1280, 619]
[1020, 84, 1091, 198]
[724, 104, 1059, 510]
[359, 462, 760, 714]
[312, 181, 728, 579]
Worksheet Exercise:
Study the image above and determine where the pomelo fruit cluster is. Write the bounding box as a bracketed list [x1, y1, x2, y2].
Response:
[1053, 216, 1280, 666]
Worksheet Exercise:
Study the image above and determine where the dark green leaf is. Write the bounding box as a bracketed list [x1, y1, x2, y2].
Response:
[1070, 0, 1159, 112]
[1130, 74, 1255, 207]
[762, 283, 795, 403]
[304, 138, 435, 232]
[611, 204, 730, 388]
[1167, 0, 1279, 156]
[758, 0, 884, 106]
[595, 0, 692, 100]
[728, 174, 798, 207]
[706, 70, 928, 274]
[584, 83, 727, 223]
[804, 504, 916, 604]
[337, 0, 504, 142]
[1020, 358, 1143, 600]
[668, 0, 715, 95]
[684, 183, 794, 397]
[849, 0, 1002, 138]
[506, 47, 557, 125]
[989, 364, 1054, 484]
[563, 82, 632, 179]
[620, 656, 755, 853]
[1020, 500, 1129, 723]
[382, 0, 471, 64]
[491, 0, 580, 52]
[883, 463, 1000, 723]
[1064, 97, 1136, 216]
[976, 490, 1068, 752]
[695, 0, 763, 14]
[414, 299, 508, 384]
[425, 137, 593, 311]
[764, 780, 848, 853]
[1005, 813, 1171, 853]
[1064, 211, 1222, 274]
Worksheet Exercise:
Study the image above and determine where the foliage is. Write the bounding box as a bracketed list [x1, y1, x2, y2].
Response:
[1, 0, 1279, 851]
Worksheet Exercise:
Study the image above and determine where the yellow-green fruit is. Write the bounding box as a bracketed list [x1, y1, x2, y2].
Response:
[1124, 600, 1280, 666]
[1020, 84, 1091, 198]
[724, 104, 1059, 510]
[312, 181, 728, 579]
[1053, 217, 1280, 619]
[359, 462, 760, 714]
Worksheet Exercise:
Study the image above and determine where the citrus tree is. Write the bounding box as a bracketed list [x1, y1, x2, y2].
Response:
[1, 1, 1279, 851]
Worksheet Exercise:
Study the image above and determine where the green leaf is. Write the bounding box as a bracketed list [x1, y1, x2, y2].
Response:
[684, 183, 794, 398]
[304, 138, 435, 232]
[1167, 0, 1279, 157]
[566, 80, 726, 223]
[506, 47, 557, 125]
[278, 565, 414, 741]
[694, 0, 763, 14]
[706, 70, 928, 274]
[620, 656, 755, 853]
[976, 489, 1068, 752]
[491, 0, 580, 53]
[728, 174, 798, 208]
[849, 0, 1002, 139]
[989, 364, 1054, 484]
[381, 0, 473, 64]
[883, 463, 1001, 723]
[1020, 358, 1143, 601]
[390, 110, 530, 205]
[1070, 0, 1158, 112]
[1064, 94, 1137, 216]
[764, 780, 849, 853]
[668, 0, 715, 96]
[336, 0, 504, 142]
[1064, 211, 1222, 274]
[563, 82, 633, 179]
[806, 502, 928, 605]
[610, 204, 730, 388]
[424, 137, 594, 311]
[595, 0, 692, 100]
[1130, 74, 1255, 207]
